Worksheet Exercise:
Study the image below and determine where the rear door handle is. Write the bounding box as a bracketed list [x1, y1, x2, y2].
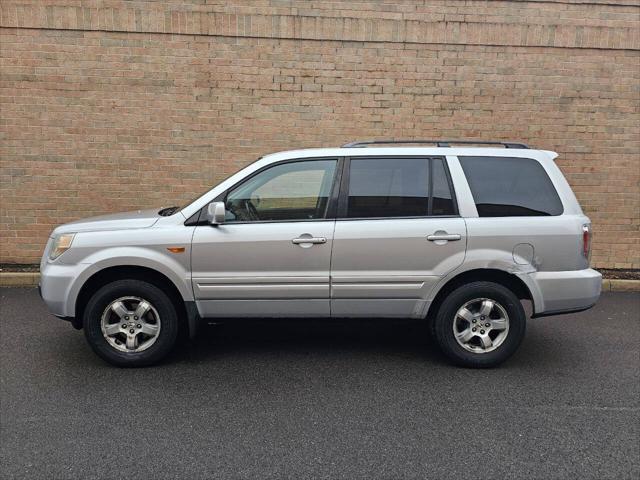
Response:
[427, 233, 461, 242]
[292, 236, 327, 245]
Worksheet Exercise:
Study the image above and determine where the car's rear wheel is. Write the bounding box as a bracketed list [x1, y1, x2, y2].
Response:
[83, 280, 179, 367]
[432, 281, 526, 368]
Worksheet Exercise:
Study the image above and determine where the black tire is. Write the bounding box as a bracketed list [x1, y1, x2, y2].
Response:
[432, 281, 526, 368]
[83, 280, 179, 367]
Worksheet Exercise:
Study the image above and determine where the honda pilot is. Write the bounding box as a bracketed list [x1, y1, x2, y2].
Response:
[39, 140, 602, 367]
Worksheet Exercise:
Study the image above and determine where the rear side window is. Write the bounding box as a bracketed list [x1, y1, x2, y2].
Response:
[431, 158, 455, 215]
[459, 156, 563, 217]
[345, 157, 456, 218]
[347, 158, 428, 218]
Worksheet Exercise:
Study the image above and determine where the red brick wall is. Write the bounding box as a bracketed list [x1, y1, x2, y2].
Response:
[1, 1, 639, 268]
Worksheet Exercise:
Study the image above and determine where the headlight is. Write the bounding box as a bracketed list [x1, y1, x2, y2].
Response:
[49, 233, 75, 260]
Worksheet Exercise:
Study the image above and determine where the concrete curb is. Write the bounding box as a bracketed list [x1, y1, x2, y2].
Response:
[0, 272, 40, 287]
[601, 279, 640, 292]
[1, 272, 639, 291]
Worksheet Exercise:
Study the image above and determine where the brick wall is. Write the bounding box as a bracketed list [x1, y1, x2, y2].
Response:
[1, 0, 638, 268]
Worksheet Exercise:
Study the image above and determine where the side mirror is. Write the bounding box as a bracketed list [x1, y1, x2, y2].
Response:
[207, 202, 226, 225]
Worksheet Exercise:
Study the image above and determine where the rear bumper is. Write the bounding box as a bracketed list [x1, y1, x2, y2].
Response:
[528, 268, 602, 316]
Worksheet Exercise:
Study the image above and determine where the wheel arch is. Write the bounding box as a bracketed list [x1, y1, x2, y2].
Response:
[426, 268, 536, 321]
[74, 265, 191, 334]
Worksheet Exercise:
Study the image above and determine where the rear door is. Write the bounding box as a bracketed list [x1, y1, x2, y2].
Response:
[191, 158, 339, 318]
[330, 156, 466, 318]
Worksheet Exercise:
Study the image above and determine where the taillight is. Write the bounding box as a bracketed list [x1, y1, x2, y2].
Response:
[582, 224, 591, 259]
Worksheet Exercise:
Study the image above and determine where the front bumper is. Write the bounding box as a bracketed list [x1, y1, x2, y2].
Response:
[39, 261, 79, 318]
[529, 268, 602, 316]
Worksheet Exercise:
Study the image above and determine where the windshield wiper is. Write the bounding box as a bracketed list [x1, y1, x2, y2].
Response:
[158, 206, 180, 216]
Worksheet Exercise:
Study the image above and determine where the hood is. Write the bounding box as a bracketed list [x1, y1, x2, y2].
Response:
[52, 208, 161, 235]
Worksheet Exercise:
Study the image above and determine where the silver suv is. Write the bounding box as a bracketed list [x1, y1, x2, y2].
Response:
[39, 140, 602, 368]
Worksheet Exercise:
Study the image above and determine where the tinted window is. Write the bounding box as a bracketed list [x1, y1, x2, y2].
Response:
[432, 158, 455, 215]
[459, 156, 563, 216]
[225, 160, 337, 222]
[347, 158, 429, 218]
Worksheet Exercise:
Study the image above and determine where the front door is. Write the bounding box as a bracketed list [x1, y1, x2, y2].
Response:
[191, 158, 338, 318]
[330, 156, 467, 318]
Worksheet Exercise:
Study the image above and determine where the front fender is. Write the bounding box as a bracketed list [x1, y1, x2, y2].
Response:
[63, 247, 193, 317]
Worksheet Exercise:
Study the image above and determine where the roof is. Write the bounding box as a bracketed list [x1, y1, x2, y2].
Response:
[261, 147, 558, 162]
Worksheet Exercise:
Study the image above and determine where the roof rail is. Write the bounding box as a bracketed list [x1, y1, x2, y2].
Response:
[341, 139, 529, 149]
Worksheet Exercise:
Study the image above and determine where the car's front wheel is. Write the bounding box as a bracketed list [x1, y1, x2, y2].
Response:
[83, 280, 179, 367]
[432, 281, 526, 368]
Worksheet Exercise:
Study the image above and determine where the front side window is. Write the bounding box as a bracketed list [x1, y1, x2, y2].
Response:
[459, 156, 563, 216]
[225, 159, 337, 222]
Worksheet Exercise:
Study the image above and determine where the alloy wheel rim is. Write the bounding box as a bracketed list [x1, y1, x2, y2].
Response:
[452, 297, 509, 354]
[100, 296, 161, 353]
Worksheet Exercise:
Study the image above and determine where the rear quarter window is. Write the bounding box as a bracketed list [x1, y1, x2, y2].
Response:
[459, 156, 563, 217]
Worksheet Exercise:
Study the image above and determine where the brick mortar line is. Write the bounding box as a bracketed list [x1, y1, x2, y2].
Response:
[1, 25, 638, 52]
[3, 0, 639, 13]
[506, 0, 639, 5]
[517, 1, 638, 6]
[1, 5, 638, 50]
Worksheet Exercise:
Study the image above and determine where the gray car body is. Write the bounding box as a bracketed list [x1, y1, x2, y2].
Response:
[40, 147, 602, 325]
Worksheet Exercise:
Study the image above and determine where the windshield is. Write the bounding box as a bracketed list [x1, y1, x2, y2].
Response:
[178, 186, 214, 211]
[178, 161, 259, 212]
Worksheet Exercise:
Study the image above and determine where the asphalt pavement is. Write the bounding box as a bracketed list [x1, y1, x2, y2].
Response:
[1, 288, 638, 479]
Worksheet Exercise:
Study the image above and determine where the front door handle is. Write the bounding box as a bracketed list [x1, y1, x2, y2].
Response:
[427, 233, 461, 242]
[292, 236, 327, 245]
